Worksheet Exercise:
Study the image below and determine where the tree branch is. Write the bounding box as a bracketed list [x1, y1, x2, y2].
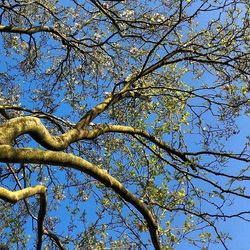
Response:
[0, 184, 47, 250]
[0, 116, 197, 172]
[0, 116, 199, 171]
[0, 145, 161, 250]
[43, 228, 66, 250]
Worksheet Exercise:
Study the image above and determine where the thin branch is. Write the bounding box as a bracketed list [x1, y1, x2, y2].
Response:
[43, 228, 66, 250]
[7, 163, 37, 220]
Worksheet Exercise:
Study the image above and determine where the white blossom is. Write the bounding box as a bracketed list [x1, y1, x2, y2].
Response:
[103, 3, 109, 9]
[122, 9, 135, 18]
[94, 32, 102, 41]
[75, 22, 82, 30]
[130, 47, 139, 55]
[104, 91, 111, 97]
[153, 13, 166, 22]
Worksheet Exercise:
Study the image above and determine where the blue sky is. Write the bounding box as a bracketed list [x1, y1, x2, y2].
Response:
[1, 1, 250, 249]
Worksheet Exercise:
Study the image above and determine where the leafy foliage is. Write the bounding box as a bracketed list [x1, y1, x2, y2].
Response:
[0, 0, 250, 249]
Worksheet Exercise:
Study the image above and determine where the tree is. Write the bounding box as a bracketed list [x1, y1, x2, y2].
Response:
[0, 0, 250, 249]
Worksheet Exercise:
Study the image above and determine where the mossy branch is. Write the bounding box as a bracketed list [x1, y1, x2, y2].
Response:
[0, 184, 47, 250]
[0, 116, 191, 167]
[0, 145, 161, 250]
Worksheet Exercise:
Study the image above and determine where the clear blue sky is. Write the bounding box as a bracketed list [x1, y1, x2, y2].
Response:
[1, 1, 250, 249]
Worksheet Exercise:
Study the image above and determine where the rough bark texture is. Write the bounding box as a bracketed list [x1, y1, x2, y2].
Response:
[0, 184, 47, 250]
[0, 112, 164, 249]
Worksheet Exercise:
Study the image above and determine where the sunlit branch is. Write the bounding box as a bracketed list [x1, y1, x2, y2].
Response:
[0, 185, 47, 250]
[0, 116, 195, 170]
[2, 115, 250, 180]
[7, 164, 64, 248]
[0, 145, 161, 250]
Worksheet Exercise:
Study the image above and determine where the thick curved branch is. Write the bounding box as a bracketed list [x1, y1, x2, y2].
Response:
[0, 184, 47, 250]
[0, 145, 161, 250]
[0, 117, 195, 169]
[5, 116, 247, 173]
[0, 117, 79, 150]
[0, 184, 46, 203]
[0, 116, 196, 173]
